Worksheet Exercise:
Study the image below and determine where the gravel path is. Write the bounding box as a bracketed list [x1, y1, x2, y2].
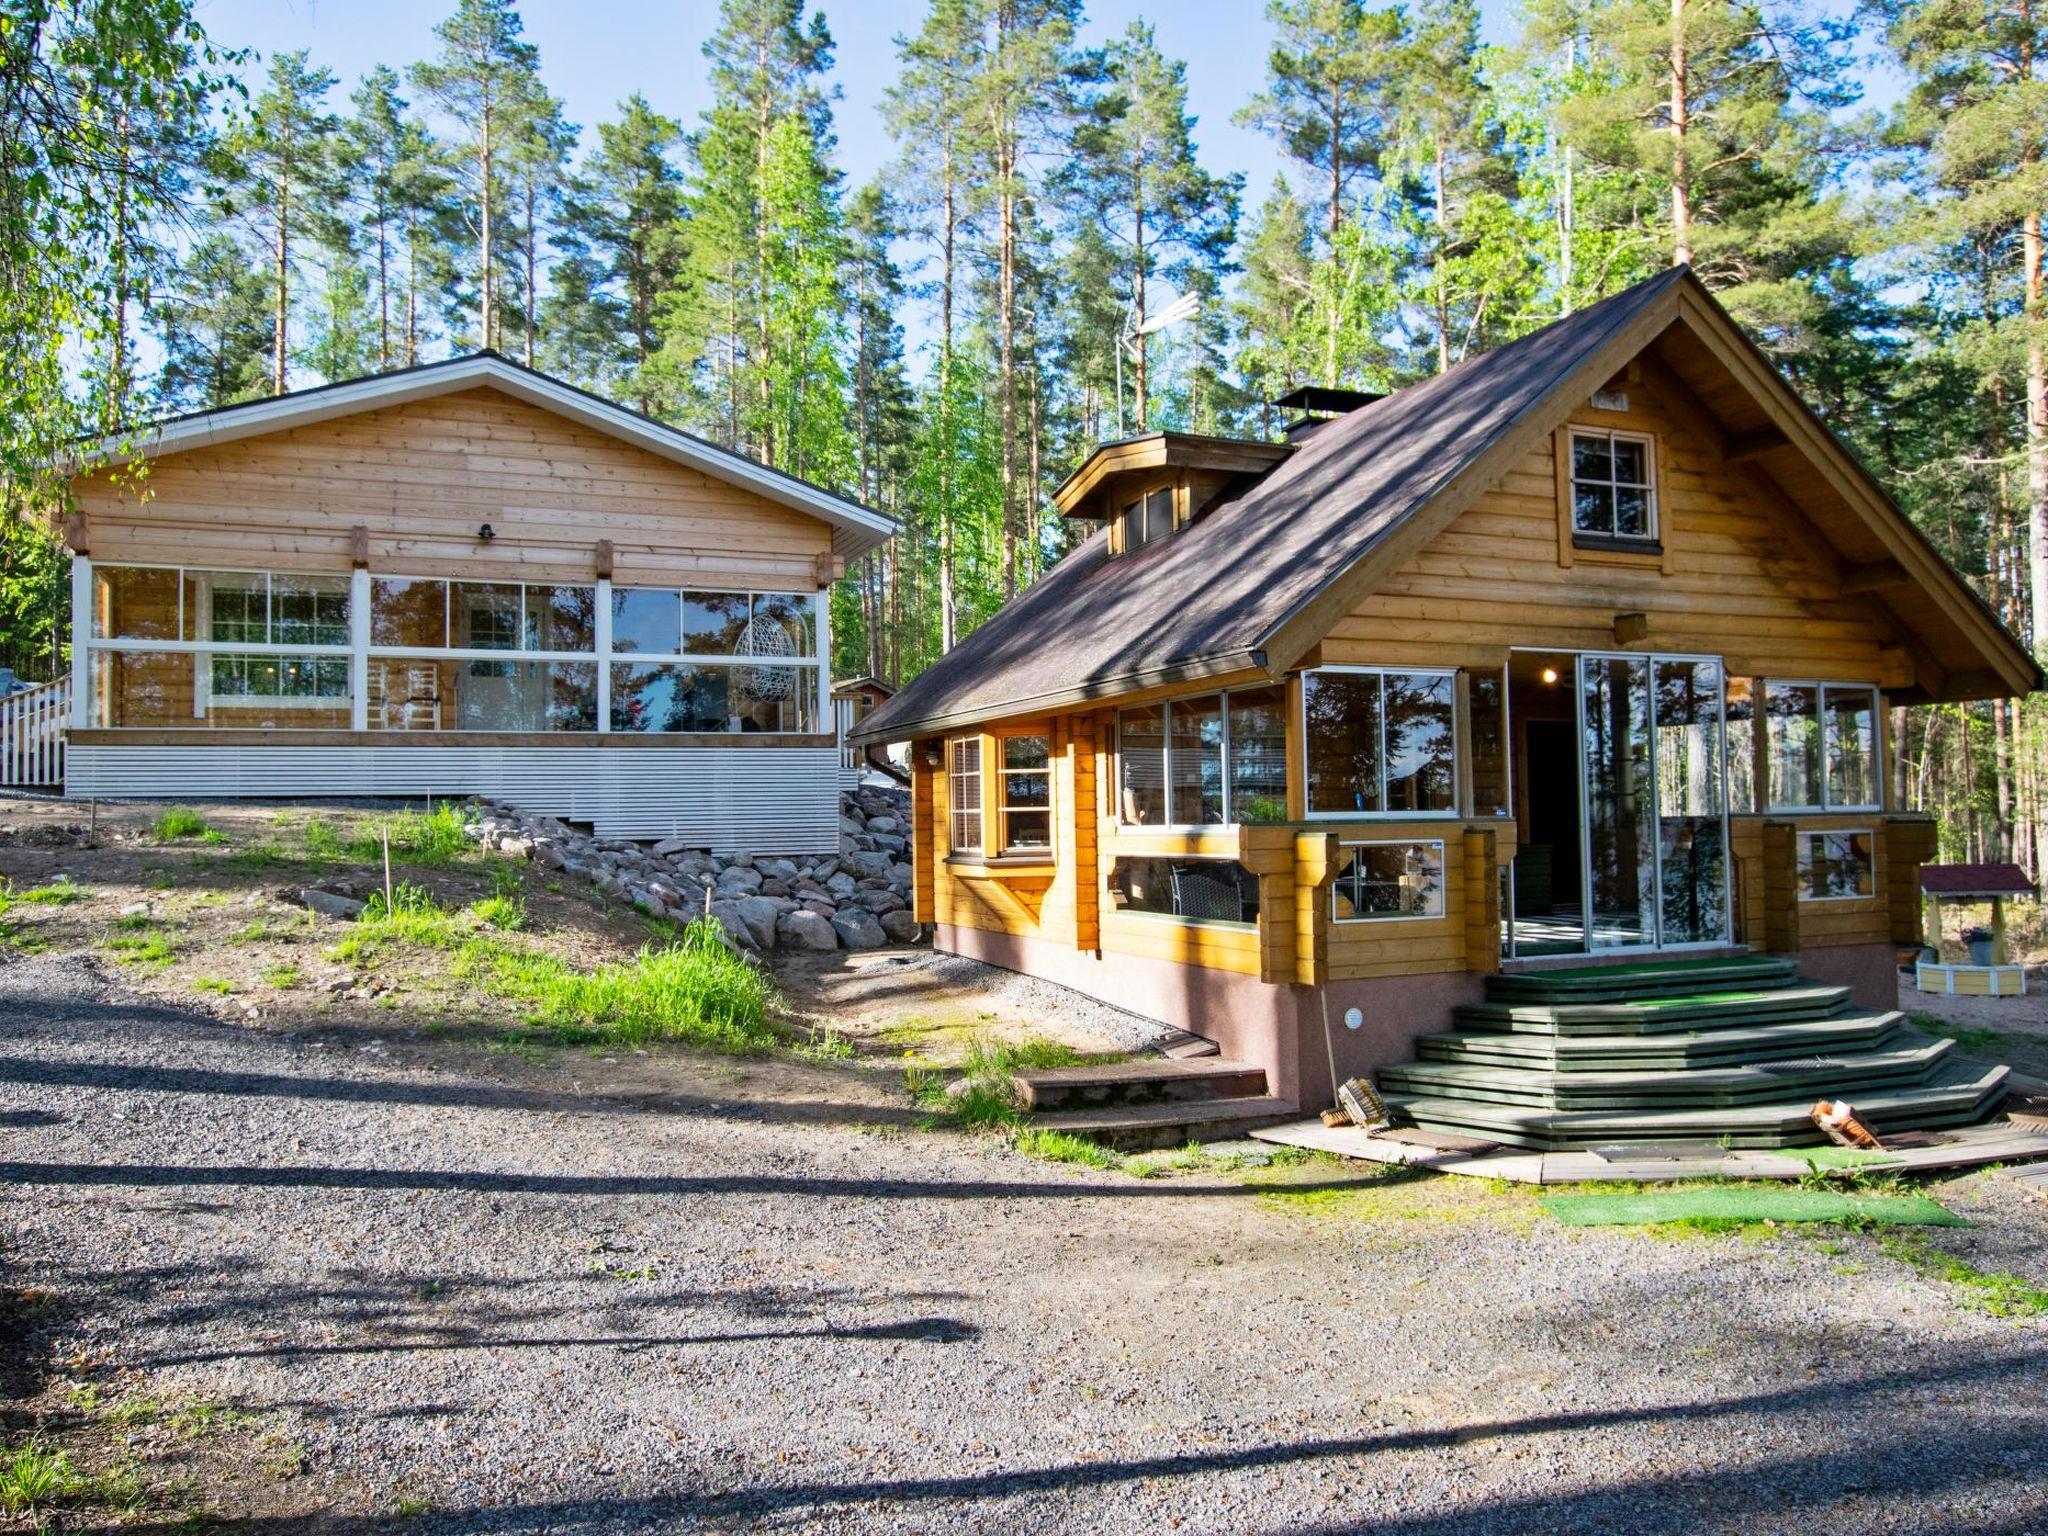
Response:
[5, 952, 2048, 1533]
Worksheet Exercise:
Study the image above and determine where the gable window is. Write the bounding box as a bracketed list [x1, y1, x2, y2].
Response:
[948, 737, 984, 853]
[1304, 667, 1456, 818]
[1764, 681, 1879, 811]
[1118, 487, 1175, 552]
[1000, 735, 1052, 852]
[1116, 683, 1289, 827]
[1570, 429, 1656, 541]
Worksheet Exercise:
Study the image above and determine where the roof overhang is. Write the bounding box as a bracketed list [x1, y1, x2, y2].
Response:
[74, 353, 899, 562]
[1052, 431, 1294, 518]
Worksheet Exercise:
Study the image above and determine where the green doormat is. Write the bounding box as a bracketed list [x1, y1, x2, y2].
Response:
[1543, 1188, 1967, 1228]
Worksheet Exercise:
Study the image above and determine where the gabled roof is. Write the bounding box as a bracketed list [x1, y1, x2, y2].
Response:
[854, 267, 2039, 744]
[78, 352, 898, 561]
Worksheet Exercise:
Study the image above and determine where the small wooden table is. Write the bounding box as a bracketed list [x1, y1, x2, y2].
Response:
[1916, 960, 2027, 997]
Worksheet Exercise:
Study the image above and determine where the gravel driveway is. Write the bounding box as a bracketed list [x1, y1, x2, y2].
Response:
[5, 951, 2048, 1533]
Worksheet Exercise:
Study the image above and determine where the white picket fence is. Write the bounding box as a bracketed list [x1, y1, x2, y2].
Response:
[0, 677, 69, 788]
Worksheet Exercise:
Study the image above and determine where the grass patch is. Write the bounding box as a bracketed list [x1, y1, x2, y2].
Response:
[469, 893, 526, 931]
[1881, 1233, 2048, 1316]
[330, 883, 462, 961]
[1911, 1014, 2005, 1054]
[348, 802, 474, 866]
[9, 877, 83, 905]
[469, 918, 773, 1053]
[104, 929, 176, 968]
[192, 975, 235, 996]
[909, 1034, 1106, 1131]
[0, 1436, 84, 1514]
[261, 962, 301, 988]
[152, 806, 220, 842]
[793, 1027, 855, 1062]
[1011, 1126, 1123, 1171]
[1543, 1187, 1967, 1230]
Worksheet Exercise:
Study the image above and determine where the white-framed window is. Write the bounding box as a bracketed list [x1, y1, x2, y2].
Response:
[1764, 681, 1880, 812]
[605, 585, 819, 734]
[1302, 666, 1457, 819]
[1115, 683, 1289, 828]
[948, 737, 984, 853]
[366, 575, 601, 733]
[999, 734, 1052, 854]
[1798, 829, 1874, 901]
[1118, 487, 1175, 552]
[1569, 428, 1657, 541]
[1332, 839, 1446, 922]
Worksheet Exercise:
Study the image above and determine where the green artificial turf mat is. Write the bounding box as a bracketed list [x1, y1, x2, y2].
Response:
[1542, 1188, 1966, 1228]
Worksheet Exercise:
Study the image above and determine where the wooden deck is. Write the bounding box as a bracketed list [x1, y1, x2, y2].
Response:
[1250, 1116, 2048, 1185]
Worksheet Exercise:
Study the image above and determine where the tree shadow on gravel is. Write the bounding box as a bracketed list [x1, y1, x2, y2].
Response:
[86, 1342, 2048, 1536]
[0, 1157, 1365, 1202]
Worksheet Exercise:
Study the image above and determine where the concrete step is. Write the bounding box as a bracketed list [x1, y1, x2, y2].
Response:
[1415, 1012, 1907, 1071]
[1487, 954, 1799, 1004]
[1017, 1057, 1266, 1111]
[1029, 1095, 1300, 1151]
[1152, 1028, 1222, 1060]
[1382, 1038, 1955, 1111]
[1385, 1061, 2011, 1151]
[1455, 983, 1854, 1037]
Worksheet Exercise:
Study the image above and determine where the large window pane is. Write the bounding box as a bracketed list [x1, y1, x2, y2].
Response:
[1305, 672, 1383, 815]
[94, 648, 353, 729]
[1332, 841, 1445, 921]
[609, 661, 731, 732]
[92, 566, 181, 640]
[1825, 687, 1878, 809]
[1170, 694, 1225, 824]
[211, 653, 350, 704]
[611, 587, 681, 654]
[526, 585, 597, 653]
[1764, 683, 1820, 809]
[682, 591, 750, 655]
[1001, 734, 1052, 852]
[1226, 684, 1289, 822]
[751, 592, 817, 658]
[1384, 672, 1454, 811]
[1110, 856, 1259, 925]
[1724, 677, 1756, 814]
[1582, 655, 1656, 948]
[369, 658, 595, 732]
[270, 575, 350, 646]
[371, 577, 447, 648]
[732, 663, 817, 731]
[451, 582, 523, 651]
[1469, 667, 1508, 818]
[1118, 704, 1166, 824]
[1654, 659, 1728, 945]
[91, 649, 194, 726]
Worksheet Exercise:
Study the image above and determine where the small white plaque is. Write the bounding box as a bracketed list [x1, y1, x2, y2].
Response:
[1590, 389, 1629, 412]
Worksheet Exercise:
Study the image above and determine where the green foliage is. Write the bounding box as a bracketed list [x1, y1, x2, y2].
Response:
[350, 802, 474, 866]
[1011, 1126, 1122, 1170]
[152, 806, 214, 841]
[469, 893, 527, 931]
[10, 877, 83, 905]
[0, 1436, 84, 1514]
[1881, 1233, 2048, 1317]
[104, 928, 176, 967]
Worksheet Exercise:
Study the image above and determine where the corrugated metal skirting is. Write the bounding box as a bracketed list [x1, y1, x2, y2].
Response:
[65, 745, 840, 853]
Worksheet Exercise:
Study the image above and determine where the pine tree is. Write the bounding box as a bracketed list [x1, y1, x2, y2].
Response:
[338, 67, 446, 370]
[757, 113, 850, 483]
[500, 79, 575, 366]
[411, 0, 543, 351]
[216, 50, 341, 393]
[1066, 21, 1240, 431]
[842, 181, 915, 680]
[149, 232, 274, 410]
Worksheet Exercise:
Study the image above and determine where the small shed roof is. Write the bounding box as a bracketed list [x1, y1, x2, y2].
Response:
[1919, 863, 2037, 898]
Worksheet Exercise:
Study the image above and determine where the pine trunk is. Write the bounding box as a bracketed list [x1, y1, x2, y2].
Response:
[1669, 0, 1691, 268]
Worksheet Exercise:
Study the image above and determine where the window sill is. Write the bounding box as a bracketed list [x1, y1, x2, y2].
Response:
[1571, 534, 1663, 558]
[945, 853, 1057, 877]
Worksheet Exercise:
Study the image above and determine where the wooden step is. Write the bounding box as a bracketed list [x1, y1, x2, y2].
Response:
[1456, 984, 1854, 1037]
[1487, 955, 1799, 1004]
[1030, 1095, 1300, 1151]
[1151, 1028, 1222, 1060]
[1017, 1056, 1266, 1111]
[1382, 1038, 1955, 1111]
[1385, 1061, 2010, 1151]
[1416, 1012, 1906, 1071]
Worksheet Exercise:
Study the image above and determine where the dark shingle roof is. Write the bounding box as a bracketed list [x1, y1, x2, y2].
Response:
[852, 268, 1686, 743]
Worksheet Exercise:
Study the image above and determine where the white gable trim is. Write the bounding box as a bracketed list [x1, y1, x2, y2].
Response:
[82, 354, 898, 561]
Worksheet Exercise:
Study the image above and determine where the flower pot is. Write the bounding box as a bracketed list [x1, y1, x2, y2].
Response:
[1967, 938, 1995, 966]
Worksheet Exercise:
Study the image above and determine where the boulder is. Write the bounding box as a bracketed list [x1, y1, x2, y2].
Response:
[707, 900, 758, 951]
[857, 889, 907, 914]
[879, 909, 922, 944]
[802, 899, 838, 919]
[825, 872, 858, 898]
[759, 878, 793, 899]
[777, 909, 840, 951]
[300, 888, 365, 921]
[731, 895, 781, 950]
[865, 816, 900, 835]
[830, 908, 887, 950]
[715, 865, 764, 896]
[651, 836, 699, 857]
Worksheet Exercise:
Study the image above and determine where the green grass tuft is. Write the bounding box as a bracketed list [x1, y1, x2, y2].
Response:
[0, 1436, 84, 1514]
[10, 877, 83, 905]
[349, 802, 474, 866]
[469, 893, 527, 931]
[1011, 1127, 1123, 1170]
[192, 975, 235, 996]
[261, 962, 301, 988]
[104, 930, 177, 968]
[152, 806, 217, 841]
[1881, 1233, 2048, 1316]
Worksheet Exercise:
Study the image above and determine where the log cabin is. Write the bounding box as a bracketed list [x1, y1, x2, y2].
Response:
[56, 352, 897, 852]
[850, 267, 2044, 1148]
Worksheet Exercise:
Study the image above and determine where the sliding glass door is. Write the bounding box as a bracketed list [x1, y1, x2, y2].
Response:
[1577, 653, 1730, 952]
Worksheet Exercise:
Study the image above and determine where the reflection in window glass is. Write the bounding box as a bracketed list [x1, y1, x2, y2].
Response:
[683, 592, 751, 654]
[1385, 673, 1455, 811]
[751, 592, 817, 658]
[1825, 687, 1878, 809]
[1110, 857, 1259, 925]
[1765, 682, 1821, 808]
[1226, 684, 1289, 822]
[1332, 841, 1445, 921]
[1169, 695, 1224, 825]
[610, 661, 732, 732]
[1469, 667, 1508, 818]
[1117, 705, 1166, 824]
[371, 577, 448, 648]
[525, 585, 597, 653]
[269, 576, 350, 646]
[1001, 735, 1052, 851]
[1724, 677, 1756, 814]
[451, 582, 523, 651]
[91, 650, 193, 726]
[1799, 830, 1874, 900]
[204, 577, 268, 644]
[211, 654, 349, 701]
[949, 738, 983, 852]
[1569, 430, 1656, 539]
[92, 566, 182, 640]
[1305, 672, 1383, 814]
[610, 587, 681, 654]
